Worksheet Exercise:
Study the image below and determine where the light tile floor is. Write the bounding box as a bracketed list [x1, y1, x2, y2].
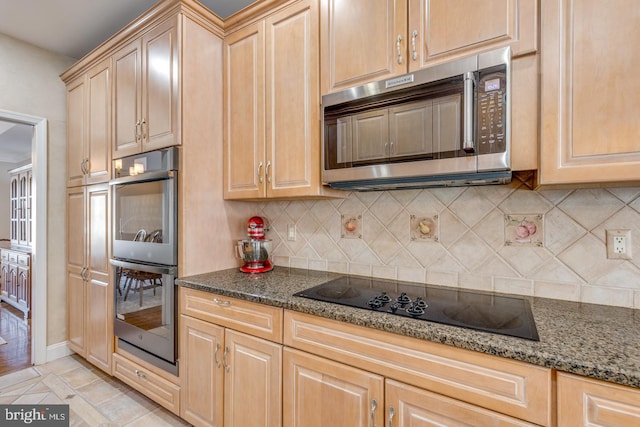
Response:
[0, 354, 191, 426]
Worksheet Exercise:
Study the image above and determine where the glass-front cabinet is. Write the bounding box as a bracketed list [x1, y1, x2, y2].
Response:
[8, 164, 32, 248]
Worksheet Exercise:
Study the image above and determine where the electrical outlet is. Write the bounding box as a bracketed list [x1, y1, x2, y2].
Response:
[287, 224, 296, 241]
[606, 229, 632, 259]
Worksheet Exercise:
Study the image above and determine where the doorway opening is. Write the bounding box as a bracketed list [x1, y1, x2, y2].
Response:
[0, 109, 47, 373]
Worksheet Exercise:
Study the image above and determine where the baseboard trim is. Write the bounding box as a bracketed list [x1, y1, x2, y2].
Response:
[45, 341, 74, 363]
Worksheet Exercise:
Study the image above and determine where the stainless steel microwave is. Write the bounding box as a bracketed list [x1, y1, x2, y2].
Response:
[322, 47, 511, 190]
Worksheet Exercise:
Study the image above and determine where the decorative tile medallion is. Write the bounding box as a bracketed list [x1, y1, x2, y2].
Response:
[505, 214, 543, 247]
[341, 214, 362, 239]
[410, 215, 438, 242]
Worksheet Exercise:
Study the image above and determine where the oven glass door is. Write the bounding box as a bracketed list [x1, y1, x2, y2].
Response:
[112, 259, 176, 363]
[112, 174, 177, 266]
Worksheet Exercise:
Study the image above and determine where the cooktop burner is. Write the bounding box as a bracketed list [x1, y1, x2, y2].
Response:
[294, 276, 539, 341]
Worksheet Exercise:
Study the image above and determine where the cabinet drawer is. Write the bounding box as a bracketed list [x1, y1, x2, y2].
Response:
[558, 372, 640, 426]
[386, 379, 538, 427]
[0, 251, 8, 262]
[8, 252, 18, 263]
[17, 254, 29, 267]
[180, 287, 283, 343]
[112, 353, 180, 415]
[284, 311, 552, 426]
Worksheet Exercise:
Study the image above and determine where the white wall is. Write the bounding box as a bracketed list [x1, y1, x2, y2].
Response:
[0, 161, 12, 241]
[0, 33, 76, 345]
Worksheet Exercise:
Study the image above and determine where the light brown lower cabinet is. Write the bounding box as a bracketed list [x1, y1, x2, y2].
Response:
[283, 347, 384, 427]
[284, 310, 553, 426]
[112, 352, 180, 414]
[557, 372, 640, 426]
[179, 288, 283, 427]
[283, 346, 539, 427]
[385, 379, 537, 426]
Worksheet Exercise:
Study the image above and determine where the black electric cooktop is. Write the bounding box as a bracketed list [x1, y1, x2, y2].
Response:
[294, 276, 539, 341]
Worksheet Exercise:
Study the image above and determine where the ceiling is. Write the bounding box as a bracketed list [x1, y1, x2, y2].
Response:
[0, 0, 257, 164]
[0, 0, 258, 59]
[0, 122, 32, 164]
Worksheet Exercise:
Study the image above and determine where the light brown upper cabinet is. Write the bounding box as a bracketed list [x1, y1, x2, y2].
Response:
[112, 16, 180, 159]
[320, 0, 538, 94]
[66, 58, 112, 187]
[540, 0, 640, 185]
[224, 0, 341, 199]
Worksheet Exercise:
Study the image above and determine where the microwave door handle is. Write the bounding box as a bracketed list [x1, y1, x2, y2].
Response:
[463, 71, 475, 154]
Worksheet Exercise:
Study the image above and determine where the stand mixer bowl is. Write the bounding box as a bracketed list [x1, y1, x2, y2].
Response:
[237, 239, 273, 273]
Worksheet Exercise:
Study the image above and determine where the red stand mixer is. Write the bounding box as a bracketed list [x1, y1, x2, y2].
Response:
[237, 216, 273, 273]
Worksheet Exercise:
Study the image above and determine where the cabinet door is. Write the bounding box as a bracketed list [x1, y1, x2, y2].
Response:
[408, 0, 538, 70]
[0, 262, 8, 299]
[9, 176, 18, 244]
[67, 187, 86, 356]
[283, 348, 384, 427]
[224, 330, 282, 427]
[142, 17, 180, 152]
[6, 266, 18, 304]
[557, 372, 640, 426]
[180, 314, 225, 427]
[113, 38, 142, 158]
[66, 75, 87, 187]
[540, 0, 640, 185]
[386, 379, 535, 426]
[16, 266, 29, 310]
[17, 173, 29, 246]
[223, 21, 266, 199]
[86, 59, 112, 184]
[320, 0, 406, 93]
[265, 0, 321, 197]
[86, 184, 112, 373]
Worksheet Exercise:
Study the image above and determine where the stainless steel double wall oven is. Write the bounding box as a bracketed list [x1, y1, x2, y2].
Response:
[109, 147, 179, 374]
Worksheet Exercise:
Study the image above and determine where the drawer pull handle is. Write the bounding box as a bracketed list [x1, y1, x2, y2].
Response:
[214, 342, 221, 368]
[213, 298, 231, 307]
[371, 399, 377, 427]
[257, 161, 264, 184]
[411, 30, 418, 60]
[134, 369, 146, 379]
[388, 407, 395, 427]
[223, 345, 230, 372]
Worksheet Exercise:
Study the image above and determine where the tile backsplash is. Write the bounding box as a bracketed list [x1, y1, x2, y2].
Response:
[253, 182, 640, 309]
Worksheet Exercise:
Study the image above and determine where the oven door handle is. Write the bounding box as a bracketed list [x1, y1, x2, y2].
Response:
[109, 170, 175, 186]
[109, 258, 176, 276]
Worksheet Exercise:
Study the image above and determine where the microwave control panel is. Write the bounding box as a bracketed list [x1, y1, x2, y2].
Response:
[477, 70, 507, 154]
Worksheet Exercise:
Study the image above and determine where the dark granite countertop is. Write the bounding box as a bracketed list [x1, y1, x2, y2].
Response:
[177, 266, 640, 389]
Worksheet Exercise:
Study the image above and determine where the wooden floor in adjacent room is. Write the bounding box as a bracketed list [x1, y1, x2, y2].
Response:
[0, 301, 31, 376]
